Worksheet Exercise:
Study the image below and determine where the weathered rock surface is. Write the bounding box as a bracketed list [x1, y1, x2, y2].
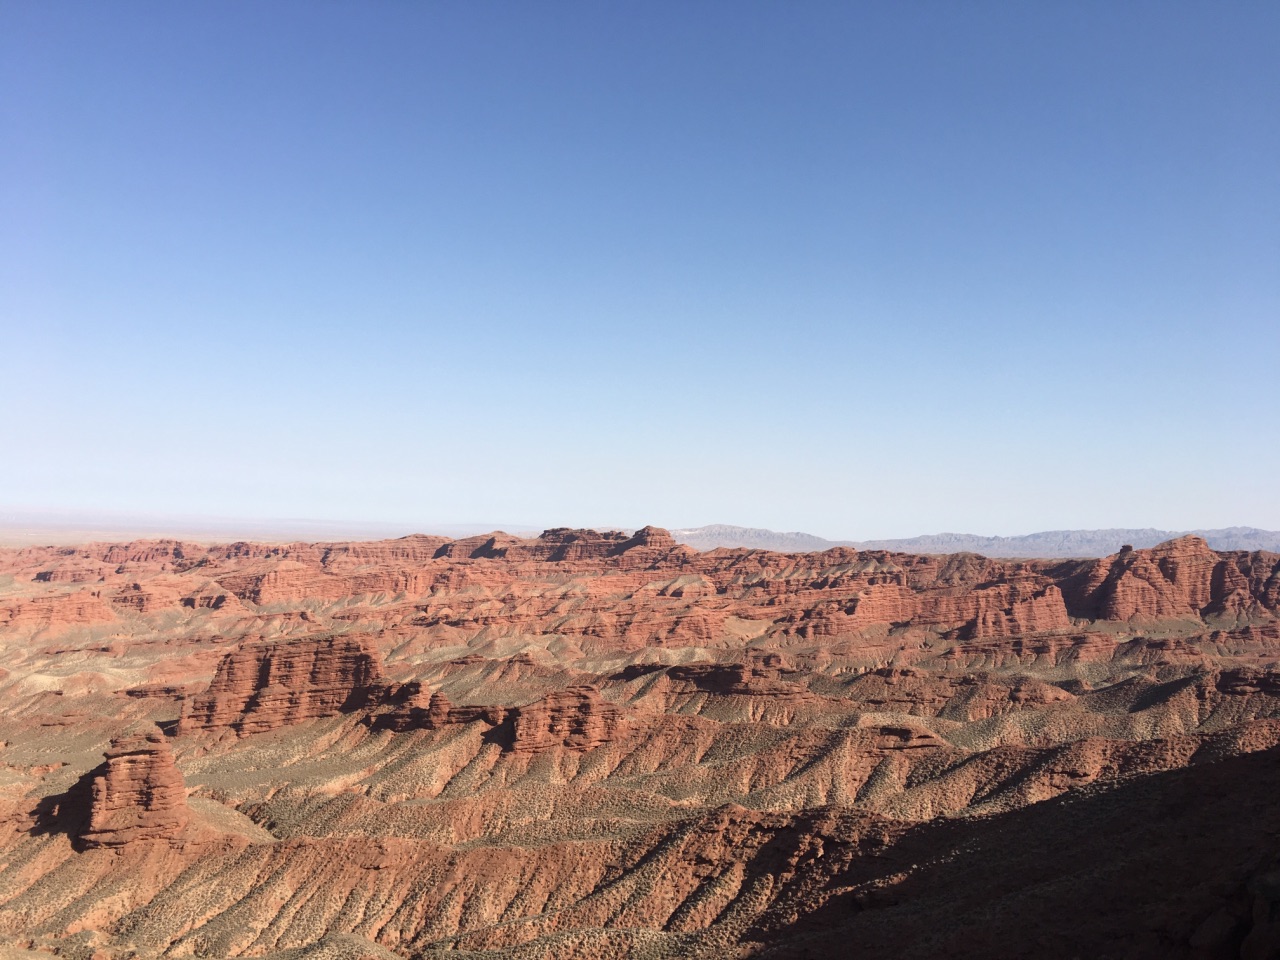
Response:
[1062, 535, 1275, 622]
[367, 685, 623, 754]
[365, 689, 507, 734]
[507, 685, 623, 753]
[77, 731, 189, 848]
[179, 634, 387, 735]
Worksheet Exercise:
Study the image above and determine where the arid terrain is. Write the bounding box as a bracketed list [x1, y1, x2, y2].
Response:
[2, 527, 1280, 959]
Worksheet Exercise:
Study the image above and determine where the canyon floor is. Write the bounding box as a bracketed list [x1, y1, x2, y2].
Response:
[2, 527, 1279, 959]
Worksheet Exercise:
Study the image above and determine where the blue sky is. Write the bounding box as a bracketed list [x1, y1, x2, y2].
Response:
[3, 2, 1278, 539]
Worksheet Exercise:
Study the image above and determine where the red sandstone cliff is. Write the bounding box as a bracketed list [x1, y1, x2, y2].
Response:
[507, 685, 623, 753]
[179, 634, 387, 735]
[77, 731, 190, 848]
[3, 531, 1276, 647]
[1062, 535, 1276, 622]
[367, 684, 624, 753]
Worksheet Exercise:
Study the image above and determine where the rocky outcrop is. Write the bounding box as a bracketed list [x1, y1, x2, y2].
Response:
[77, 732, 189, 848]
[367, 685, 623, 753]
[1216, 667, 1280, 697]
[0, 591, 116, 630]
[365, 689, 508, 733]
[30, 557, 110, 583]
[1063, 536, 1277, 622]
[3, 533, 1277, 654]
[662, 653, 818, 701]
[217, 561, 355, 606]
[507, 686, 623, 753]
[179, 634, 387, 735]
[845, 667, 1075, 721]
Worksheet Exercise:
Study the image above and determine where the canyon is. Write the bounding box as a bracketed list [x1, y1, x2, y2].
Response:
[1, 527, 1279, 958]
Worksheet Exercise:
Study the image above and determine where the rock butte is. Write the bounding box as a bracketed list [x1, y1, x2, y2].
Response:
[178, 633, 387, 735]
[71, 731, 192, 848]
[0, 528, 1279, 958]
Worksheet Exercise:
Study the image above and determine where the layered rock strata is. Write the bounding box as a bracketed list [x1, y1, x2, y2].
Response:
[77, 731, 189, 848]
[3, 532, 1278, 648]
[367, 685, 623, 752]
[178, 634, 386, 735]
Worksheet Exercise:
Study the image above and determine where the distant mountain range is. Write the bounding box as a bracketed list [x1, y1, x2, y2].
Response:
[669, 524, 1280, 558]
[6, 510, 1279, 559]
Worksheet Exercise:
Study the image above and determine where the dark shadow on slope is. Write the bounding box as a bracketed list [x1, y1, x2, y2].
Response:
[1127, 673, 1201, 713]
[480, 712, 516, 750]
[29, 762, 101, 845]
[156, 718, 181, 737]
[748, 746, 1280, 960]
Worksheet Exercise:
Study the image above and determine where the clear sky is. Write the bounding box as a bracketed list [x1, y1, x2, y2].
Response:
[3, 2, 1278, 539]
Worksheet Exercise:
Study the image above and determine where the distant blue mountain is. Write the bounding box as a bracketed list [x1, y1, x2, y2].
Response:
[670, 524, 1280, 558]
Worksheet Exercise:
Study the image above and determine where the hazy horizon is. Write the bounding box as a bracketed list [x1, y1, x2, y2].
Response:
[1, 505, 1276, 550]
[4, 3, 1278, 537]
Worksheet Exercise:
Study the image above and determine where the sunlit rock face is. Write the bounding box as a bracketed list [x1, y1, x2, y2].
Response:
[78, 732, 190, 848]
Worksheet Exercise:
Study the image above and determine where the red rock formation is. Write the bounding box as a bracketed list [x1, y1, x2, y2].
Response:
[663, 653, 817, 701]
[179, 634, 387, 735]
[122, 684, 189, 700]
[432, 525, 687, 568]
[842, 667, 1074, 721]
[1064, 536, 1276, 622]
[368, 685, 623, 753]
[3, 531, 1275, 651]
[77, 731, 189, 848]
[216, 561, 354, 606]
[30, 557, 110, 583]
[1216, 668, 1280, 696]
[366, 689, 508, 733]
[111, 576, 193, 613]
[507, 686, 623, 752]
[0, 591, 116, 630]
